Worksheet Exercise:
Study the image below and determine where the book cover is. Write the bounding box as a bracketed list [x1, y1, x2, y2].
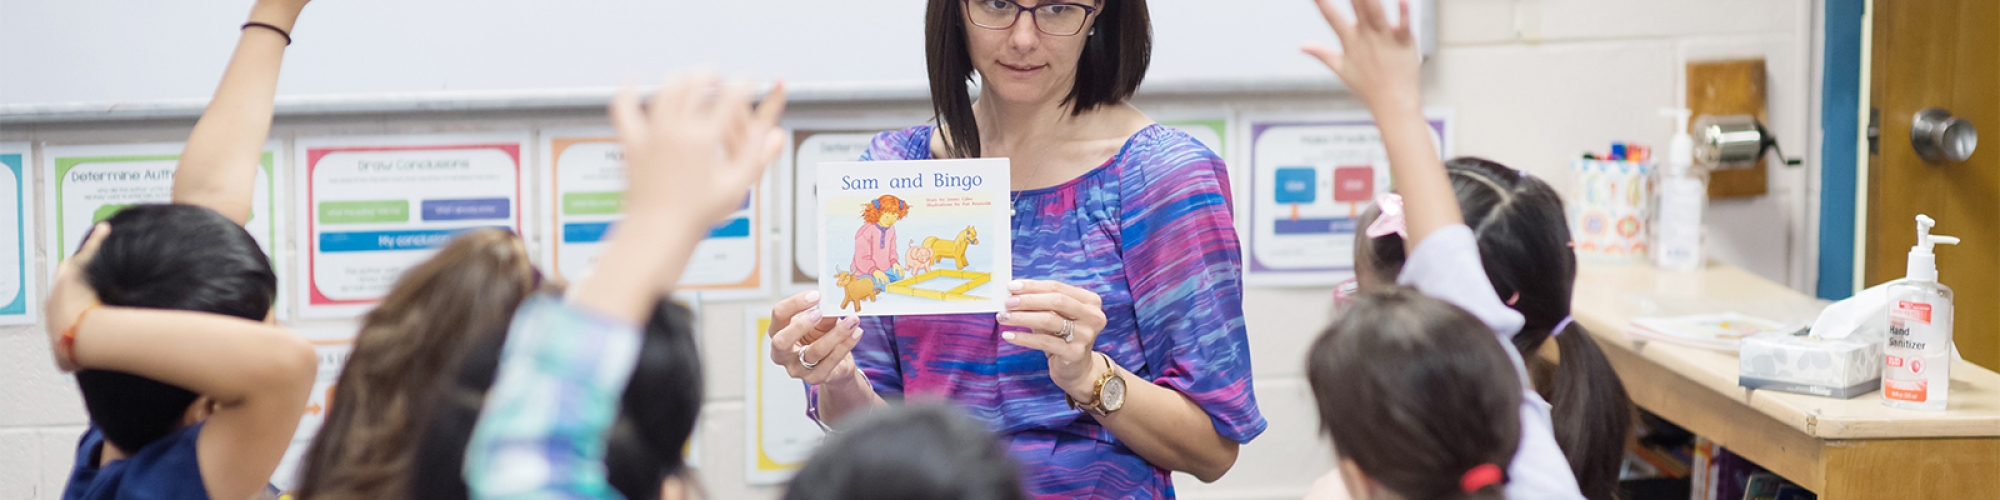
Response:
[817, 159, 1011, 316]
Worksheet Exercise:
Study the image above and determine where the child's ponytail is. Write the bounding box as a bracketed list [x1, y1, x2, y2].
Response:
[1549, 321, 1632, 500]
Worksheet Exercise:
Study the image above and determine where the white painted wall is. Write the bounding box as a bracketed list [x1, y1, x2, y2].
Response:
[0, 1, 1815, 499]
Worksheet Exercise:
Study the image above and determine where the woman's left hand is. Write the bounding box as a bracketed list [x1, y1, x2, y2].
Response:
[996, 279, 1110, 398]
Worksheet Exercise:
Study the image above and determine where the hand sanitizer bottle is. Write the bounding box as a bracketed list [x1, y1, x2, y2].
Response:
[1653, 108, 1706, 271]
[1883, 214, 1959, 410]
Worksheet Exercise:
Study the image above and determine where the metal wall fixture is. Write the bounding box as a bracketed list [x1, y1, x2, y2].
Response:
[1693, 114, 1803, 170]
[1911, 108, 1978, 163]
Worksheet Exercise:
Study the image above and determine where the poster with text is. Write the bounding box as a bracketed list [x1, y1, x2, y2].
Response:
[40, 142, 285, 308]
[744, 310, 822, 484]
[269, 326, 358, 492]
[539, 128, 772, 300]
[0, 143, 34, 325]
[1243, 110, 1451, 286]
[819, 159, 1011, 316]
[295, 133, 526, 317]
[783, 123, 911, 291]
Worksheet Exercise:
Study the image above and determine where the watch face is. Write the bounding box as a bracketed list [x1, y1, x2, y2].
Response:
[1100, 374, 1127, 412]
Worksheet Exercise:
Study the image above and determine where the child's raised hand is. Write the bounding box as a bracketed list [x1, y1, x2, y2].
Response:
[1303, 0, 1421, 115]
[609, 74, 787, 226]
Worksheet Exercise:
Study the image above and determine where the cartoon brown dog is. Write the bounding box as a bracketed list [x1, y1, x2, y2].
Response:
[835, 270, 879, 312]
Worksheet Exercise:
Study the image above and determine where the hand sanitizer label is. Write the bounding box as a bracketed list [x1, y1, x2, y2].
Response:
[1884, 298, 1951, 406]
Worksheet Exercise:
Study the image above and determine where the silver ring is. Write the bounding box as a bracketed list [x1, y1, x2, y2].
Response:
[799, 349, 818, 370]
[1059, 319, 1075, 343]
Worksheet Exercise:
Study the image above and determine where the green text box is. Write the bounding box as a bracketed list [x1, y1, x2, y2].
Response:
[319, 200, 410, 224]
[563, 192, 624, 215]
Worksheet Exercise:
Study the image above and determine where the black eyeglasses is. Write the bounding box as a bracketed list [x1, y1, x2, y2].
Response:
[963, 0, 1100, 36]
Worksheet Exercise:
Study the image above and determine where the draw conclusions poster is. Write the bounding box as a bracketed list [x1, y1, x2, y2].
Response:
[268, 326, 358, 491]
[295, 133, 527, 317]
[0, 143, 32, 325]
[783, 122, 911, 290]
[1243, 111, 1451, 286]
[39, 142, 285, 309]
[540, 128, 771, 299]
[745, 311, 822, 484]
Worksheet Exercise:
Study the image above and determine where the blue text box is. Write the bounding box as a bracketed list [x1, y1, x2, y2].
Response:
[564, 222, 612, 244]
[319, 227, 505, 252]
[422, 198, 512, 221]
[1273, 218, 1353, 235]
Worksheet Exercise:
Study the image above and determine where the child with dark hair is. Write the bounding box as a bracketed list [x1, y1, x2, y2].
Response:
[407, 298, 705, 500]
[447, 74, 787, 499]
[45, 1, 319, 499]
[782, 404, 1029, 500]
[1355, 157, 1636, 500]
[1308, 289, 1522, 500]
[1300, 0, 1586, 498]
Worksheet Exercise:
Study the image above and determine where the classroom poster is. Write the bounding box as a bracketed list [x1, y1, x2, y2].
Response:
[783, 123, 911, 290]
[1242, 111, 1452, 286]
[0, 143, 33, 325]
[39, 142, 284, 295]
[818, 159, 1011, 316]
[269, 326, 358, 491]
[294, 133, 527, 318]
[539, 128, 772, 300]
[744, 311, 822, 485]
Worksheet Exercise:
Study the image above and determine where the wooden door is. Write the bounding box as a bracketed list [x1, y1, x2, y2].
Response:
[1866, 0, 2000, 370]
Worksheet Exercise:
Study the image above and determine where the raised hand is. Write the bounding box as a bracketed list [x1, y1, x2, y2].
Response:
[609, 75, 787, 226]
[1302, 0, 1421, 115]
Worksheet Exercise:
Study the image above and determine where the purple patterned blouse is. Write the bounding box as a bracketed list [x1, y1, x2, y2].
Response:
[807, 124, 1266, 499]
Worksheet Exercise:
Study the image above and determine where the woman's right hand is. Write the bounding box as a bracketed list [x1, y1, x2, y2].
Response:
[768, 291, 865, 387]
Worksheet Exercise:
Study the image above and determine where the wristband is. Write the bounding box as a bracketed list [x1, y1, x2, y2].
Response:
[242, 22, 292, 45]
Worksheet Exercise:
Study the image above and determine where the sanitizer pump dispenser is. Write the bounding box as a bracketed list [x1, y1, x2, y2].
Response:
[1653, 108, 1706, 271]
[1883, 214, 1959, 410]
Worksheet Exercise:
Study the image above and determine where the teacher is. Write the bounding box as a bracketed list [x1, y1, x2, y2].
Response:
[767, 0, 1264, 497]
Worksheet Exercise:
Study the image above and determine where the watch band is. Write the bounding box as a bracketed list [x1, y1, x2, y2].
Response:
[1066, 353, 1118, 414]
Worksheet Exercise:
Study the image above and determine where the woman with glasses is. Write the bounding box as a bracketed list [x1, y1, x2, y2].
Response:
[767, 1, 1264, 497]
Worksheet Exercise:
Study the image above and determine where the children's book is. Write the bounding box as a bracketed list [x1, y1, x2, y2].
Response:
[817, 159, 1011, 316]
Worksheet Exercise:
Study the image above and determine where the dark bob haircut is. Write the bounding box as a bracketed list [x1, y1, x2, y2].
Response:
[925, 0, 1151, 158]
[78, 204, 276, 453]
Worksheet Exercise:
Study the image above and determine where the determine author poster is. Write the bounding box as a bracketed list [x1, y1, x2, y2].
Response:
[40, 142, 285, 312]
[294, 133, 527, 318]
[744, 311, 821, 485]
[817, 159, 1010, 316]
[0, 143, 32, 325]
[1242, 110, 1451, 286]
[540, 128, 772, 300]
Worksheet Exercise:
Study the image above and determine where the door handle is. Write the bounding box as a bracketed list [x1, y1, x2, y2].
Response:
[1912, 108, 1977, 163]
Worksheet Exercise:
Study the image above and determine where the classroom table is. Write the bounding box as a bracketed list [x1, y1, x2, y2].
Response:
[1571, 262, 2000, 499]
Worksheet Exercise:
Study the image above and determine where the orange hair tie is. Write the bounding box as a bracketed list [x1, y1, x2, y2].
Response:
[60, 304, 102, 368]
[1460, 463, 1503, 493]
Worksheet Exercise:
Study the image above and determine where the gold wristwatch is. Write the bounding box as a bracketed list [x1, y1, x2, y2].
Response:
[1066, 352, 1127, 416]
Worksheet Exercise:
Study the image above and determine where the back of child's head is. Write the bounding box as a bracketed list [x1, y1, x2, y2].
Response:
[408, 298, 703, 500]
[1353, 157, 1634, 500]
[76, 204, 276, 454]
[293, 228, 538, 500]
[781, 404, 1026, 500]
[1308, 287, 1519, 500]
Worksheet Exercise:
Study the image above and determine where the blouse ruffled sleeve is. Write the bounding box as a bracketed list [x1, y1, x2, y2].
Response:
[1117, 132, 1267, 444]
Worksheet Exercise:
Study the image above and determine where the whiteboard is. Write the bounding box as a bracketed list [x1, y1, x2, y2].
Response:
[1, 0, 1430, 115]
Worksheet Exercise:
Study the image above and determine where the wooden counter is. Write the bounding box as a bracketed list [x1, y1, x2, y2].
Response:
[1573, 263, 2000, 499]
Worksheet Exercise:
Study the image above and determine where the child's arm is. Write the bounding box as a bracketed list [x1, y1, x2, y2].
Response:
[45, 226, 315, 500]
[172, 0, 309, 224]
[463, 76, 786, 499]
[1303, 0, 1458, 252]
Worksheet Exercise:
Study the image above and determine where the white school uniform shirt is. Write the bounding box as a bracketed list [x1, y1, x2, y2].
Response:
[1397, 225, 1586, 500]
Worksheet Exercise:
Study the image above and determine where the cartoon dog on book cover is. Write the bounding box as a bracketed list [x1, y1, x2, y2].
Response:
[819, 159, 1010, 316]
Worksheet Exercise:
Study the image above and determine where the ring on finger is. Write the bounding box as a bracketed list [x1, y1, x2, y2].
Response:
[1059, 319, 1075, 343]
[799, 349, 818, 370]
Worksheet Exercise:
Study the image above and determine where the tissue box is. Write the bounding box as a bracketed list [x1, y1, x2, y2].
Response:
[1738, 331, 1881, 398]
